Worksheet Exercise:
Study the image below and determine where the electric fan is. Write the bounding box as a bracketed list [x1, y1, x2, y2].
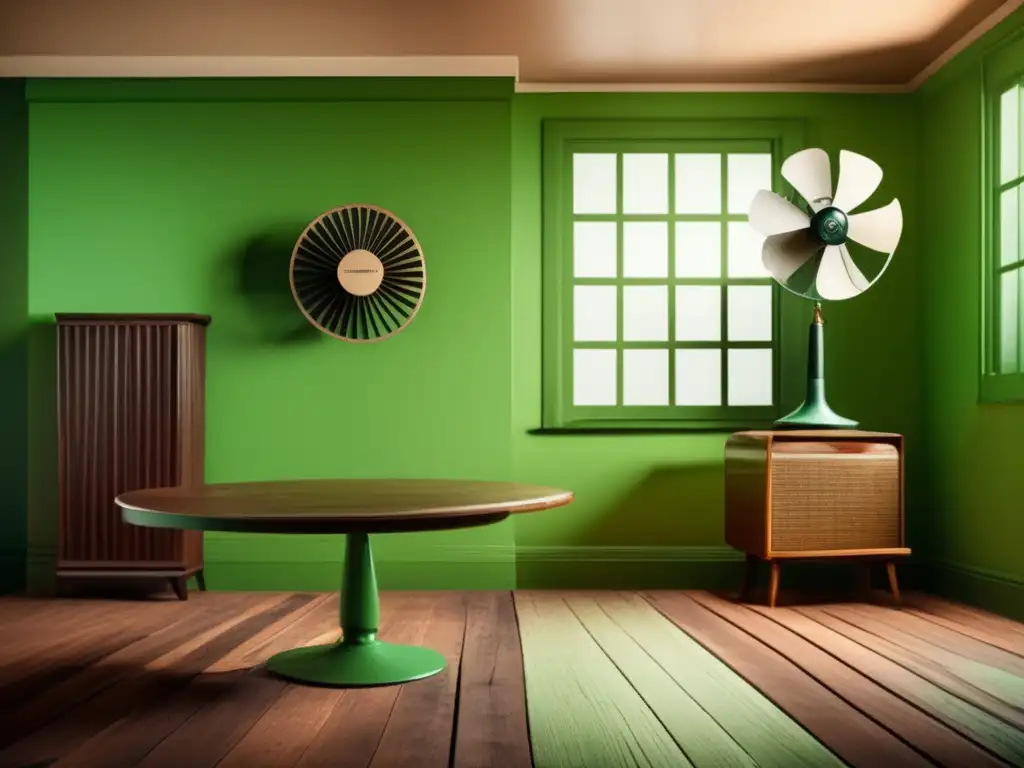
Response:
[747, 148, 903, 428]
[289, 204, 426, 342]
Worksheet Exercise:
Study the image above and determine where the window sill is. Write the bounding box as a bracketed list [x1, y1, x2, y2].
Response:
[980, 372, 1024, 404]
[529, 421, 777, 435]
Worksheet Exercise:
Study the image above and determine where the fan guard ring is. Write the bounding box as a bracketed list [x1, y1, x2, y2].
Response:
[289, 204, 427, 343]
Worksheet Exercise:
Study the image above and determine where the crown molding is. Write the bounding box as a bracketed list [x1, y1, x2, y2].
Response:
[0, 54, 520, 80]
[0, 0, 1019, 94]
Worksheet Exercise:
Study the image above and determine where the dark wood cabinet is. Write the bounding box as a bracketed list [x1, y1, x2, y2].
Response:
[55, 313, 210, 599]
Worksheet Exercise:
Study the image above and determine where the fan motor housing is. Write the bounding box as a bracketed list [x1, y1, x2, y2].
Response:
[810, 206, 849, 246]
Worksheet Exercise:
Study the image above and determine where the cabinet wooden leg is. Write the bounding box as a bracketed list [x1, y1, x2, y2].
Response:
[768, 561, 781, 608]
[740, 554, 758, 601]
[886, 562, 901, 604]
[169, 576, 188, 601]
[195, 568, 207, 592]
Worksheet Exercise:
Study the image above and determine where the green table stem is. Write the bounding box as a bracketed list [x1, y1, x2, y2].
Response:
[265, 531, 447, 687]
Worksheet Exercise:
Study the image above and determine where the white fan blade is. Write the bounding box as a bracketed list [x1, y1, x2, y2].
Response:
[847, 199, 903, 254]
[781, 149, 832, 211]
[762, 231, 820, 283]
[832, 150, 883, 213]
[748, 190, 810, 237]
[840, 245, 870, 292]
[816, 245, 866, 301]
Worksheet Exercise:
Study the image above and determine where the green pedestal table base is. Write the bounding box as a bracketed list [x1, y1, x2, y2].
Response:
[265, 530, 447, 687]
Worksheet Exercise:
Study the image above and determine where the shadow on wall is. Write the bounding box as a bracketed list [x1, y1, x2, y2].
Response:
[26, 320, 58, 595]
[0, 328, 28, 593]
[515, 463, 744, 590]
[219, 228, 322, 346]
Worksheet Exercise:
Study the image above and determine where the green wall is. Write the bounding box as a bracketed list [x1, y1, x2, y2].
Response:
[0, 79, 28, 593]
[14, 78, 925, 593]
[917, 8, 1024, 619]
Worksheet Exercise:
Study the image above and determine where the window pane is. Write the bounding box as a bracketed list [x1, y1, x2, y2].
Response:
[727, 153, 773, 215]
[675, 222, 721, 278]
[1001, 188, 1019, 267]
[573, 285, 617, 342]
[573, 153, 617, 214]
[623, 349, 669, 405]
[675, 286, 721, 341]
[1001, 86, 1020, 185]
[1000, 270, 1019, 374]
[623, 153, 669, 214]
[675, 153, 721, 214]
[727, 222, 770, 278]
[675, 349, 721, 406]
[728, 349, 773, 405]
[623, 222, 669, 278]
[623, 286, 669, 341]
[573, 349, 617, 405]
[574, 221, 618, 278]
[727, 285, 773, 342]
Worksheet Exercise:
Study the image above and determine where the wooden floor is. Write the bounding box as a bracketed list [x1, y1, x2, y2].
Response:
[0, 590, 1022, 767]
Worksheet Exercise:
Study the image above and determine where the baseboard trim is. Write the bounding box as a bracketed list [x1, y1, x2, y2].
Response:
[924, 560, 1024, 622]
[0, 548, 26, 594]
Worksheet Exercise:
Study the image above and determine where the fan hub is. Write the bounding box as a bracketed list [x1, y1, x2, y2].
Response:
[337, 249, 384, 296]
[810, 206, 849, 246]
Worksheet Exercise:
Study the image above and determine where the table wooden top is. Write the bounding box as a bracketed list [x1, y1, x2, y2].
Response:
[117, 479, 574, 534]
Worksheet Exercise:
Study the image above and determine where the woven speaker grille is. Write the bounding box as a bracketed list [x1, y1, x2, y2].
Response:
[770, 442, 900, 552]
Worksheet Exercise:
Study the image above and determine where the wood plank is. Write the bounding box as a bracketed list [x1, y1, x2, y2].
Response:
[821, 604, 1024, 717]
[644, 591, 929, 768]
[563, 592, 756, 768]
[689, 592, 1003, 768]
[516, 591, 690, 768]
[0, 593, 314, 767]
[0, 592, 279, 749]
[837, 603, 1024, 676]
[369, 592, 468, 768]
[902, 604, 1024, 659]
[295, 593, 442, 768]
[785, 605, 1024, 766]
[451, 591, 532, 768]
[53, 594, 342, 768]
[903, 593, 1024, 648]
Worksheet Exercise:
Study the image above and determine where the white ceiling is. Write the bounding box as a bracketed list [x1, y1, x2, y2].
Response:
[0, 0, 1017, 88]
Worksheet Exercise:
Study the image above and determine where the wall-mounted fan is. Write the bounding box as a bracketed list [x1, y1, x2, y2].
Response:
[748, 148, 903, 428]
[289, 205, 426, 342]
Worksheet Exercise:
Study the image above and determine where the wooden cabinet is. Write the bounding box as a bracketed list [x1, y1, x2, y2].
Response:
[724, 429, 910, 607]
[55, 313, 209, 599]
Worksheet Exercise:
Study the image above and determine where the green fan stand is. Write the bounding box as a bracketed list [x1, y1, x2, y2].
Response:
[775, 302, 858, 429]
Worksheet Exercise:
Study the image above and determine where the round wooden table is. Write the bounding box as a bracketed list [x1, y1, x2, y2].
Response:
[116, 479, 572, 688]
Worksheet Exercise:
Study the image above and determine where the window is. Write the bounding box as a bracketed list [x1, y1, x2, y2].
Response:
[983, 36, 1024, 403]
[541, 119, 805, 430]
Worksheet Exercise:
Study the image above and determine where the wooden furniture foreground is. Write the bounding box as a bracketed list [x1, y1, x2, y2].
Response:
[117, 479, 573, 687]
[725, 430, 909, 607]
[56, 313, 210, 600]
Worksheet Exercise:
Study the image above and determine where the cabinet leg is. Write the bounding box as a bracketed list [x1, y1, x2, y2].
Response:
[886, 562, 901, 604]
[768, 561, 781, 608]
[169, 576, 188, 601]
[195, 568, 207, 592]
[740, 554, 758, 602]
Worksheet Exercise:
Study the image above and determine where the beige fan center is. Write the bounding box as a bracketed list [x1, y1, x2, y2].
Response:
[336, 249, 385, 296]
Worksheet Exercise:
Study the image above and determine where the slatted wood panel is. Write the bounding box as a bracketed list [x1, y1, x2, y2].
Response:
[56, 314, 208, 579]
[1, 590, 1022, 767]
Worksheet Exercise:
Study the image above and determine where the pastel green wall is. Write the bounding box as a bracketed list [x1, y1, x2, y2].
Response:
[510, 94, 923, 586]
[18, 78, 924, 592]
[0, 79, 28, 593]
[917, 9, 1024, 618]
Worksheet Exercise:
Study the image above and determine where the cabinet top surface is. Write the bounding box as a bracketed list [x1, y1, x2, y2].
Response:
[55, 313, 211, 326]
[117, 479, 574, 534]
[733, 430, 902, 439]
